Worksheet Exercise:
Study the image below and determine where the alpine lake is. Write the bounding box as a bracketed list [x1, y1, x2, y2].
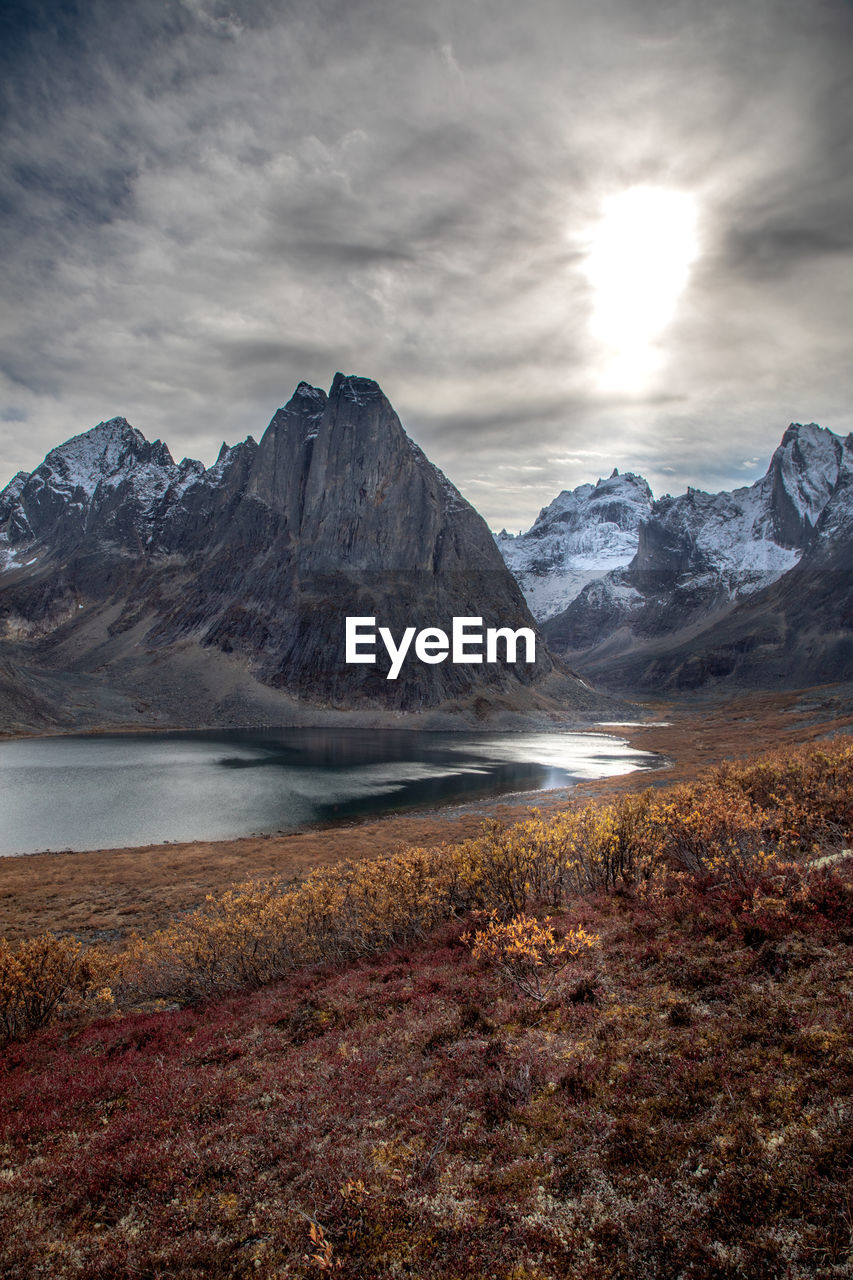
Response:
[0, 726, 660, 856]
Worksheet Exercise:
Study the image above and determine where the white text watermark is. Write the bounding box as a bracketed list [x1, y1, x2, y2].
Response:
[345, 616, 536, 680]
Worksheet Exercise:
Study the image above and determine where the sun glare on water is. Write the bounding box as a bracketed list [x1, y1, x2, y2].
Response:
[583, 186, 699, 390]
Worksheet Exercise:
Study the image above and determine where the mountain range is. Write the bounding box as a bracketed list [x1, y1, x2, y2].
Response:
[3, 383, 850, 733]
[497, 421, 853, 692]
[0, 375, 607, 732]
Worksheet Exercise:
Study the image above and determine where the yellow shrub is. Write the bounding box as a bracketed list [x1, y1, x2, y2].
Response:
[466, 910, 599, 1002]
[0, 933, 95, 1044]
[10, 741, 853, 1029]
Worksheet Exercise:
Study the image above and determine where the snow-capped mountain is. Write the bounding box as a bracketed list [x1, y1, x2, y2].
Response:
[633, 422, 845, 583]
[498, 422, 847, 627]
[496, 470, 652, 621]
[541, 421, 853, 690]
[0, 417, 214, 557]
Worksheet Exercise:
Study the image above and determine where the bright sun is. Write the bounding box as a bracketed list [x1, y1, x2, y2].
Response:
[582, 186, 699, 389]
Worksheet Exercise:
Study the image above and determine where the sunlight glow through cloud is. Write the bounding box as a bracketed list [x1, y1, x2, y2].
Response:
[583, 187, 699, 390]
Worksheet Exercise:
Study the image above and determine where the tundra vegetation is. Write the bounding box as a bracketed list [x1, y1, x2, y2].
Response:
[0, 741, 851, 1278]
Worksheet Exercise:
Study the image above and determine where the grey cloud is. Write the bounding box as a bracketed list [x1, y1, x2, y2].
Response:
[723, 225, 853, 279]
[2, 0, 853, 529]
[414, 399, 585, 443]
[210, 336, 334, 371]
[0, 354, 61, 398]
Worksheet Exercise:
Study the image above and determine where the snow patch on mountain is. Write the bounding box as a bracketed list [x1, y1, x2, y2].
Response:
[14, 417, 181, 536]
[38, 418, 175, 497]
[636, 423, 847, 594]
[0, 419, 267, 559]
[647, 483, 801, 591]
[497, 470, 653, 620]
[0, 471, 30, 514]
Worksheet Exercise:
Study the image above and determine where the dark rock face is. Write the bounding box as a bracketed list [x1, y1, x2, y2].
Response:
[0, 376, 587, 722]
[766, 423, 846, 548]
[543, 423, 853, 691]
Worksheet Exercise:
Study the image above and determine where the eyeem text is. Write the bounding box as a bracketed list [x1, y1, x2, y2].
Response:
[345, 616, 536, 680]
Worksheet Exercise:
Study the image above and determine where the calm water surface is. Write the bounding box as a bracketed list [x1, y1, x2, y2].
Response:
[0, 727, 659, 856]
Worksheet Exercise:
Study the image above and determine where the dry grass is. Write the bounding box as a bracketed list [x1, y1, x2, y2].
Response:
[1, 881, 850, 1277]
[1, 732, 852, 1276]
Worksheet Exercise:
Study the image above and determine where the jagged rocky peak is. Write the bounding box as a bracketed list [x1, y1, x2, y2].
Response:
[279, 382, 329, 435]
[295, 373, 480, 572]
[210, 437, 257, 473]
[42, 416, 176, 486]
[542, 417, 853, 684]
[497, 467, 654, 622]
[293, 380, 328, 403]
[505, 419, 853, 638]
[335, 371, 383, 406]
[0, 471, 29, 520]
[245, 373, 466, 541]
[0, 374, 476, 566]
[529, 469, 652, 539]
[2, 417, 185, 547]
[766, 421, 847, 547]
[632, 421, 847, 579]
[246, 383, 326, 511]
[0, 373, 577, 718]
[0, 408, 272, 556]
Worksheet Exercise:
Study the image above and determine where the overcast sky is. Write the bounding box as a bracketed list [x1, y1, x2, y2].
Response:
[2, 0, 853, 531]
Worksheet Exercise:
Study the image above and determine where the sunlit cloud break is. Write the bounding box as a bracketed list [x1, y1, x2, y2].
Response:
[583, 187, 699, 391]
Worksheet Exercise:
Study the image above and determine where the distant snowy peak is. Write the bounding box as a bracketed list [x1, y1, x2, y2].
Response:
[528, 469, 653, 538]
[811, 435, 853, 548]
[41, 417, 175, 491]
[0, 416, 255, 556]
[1, 418, 186, 550]
[498, 469, 653, 621]
[635, 422, 850, 585]
[635, 484, 800, 590]
[540, 418, 853, 666]
[500, 420, 853, 625]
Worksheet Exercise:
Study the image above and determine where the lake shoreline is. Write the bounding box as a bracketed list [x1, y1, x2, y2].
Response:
[0, 786, 600, 945]
[0, 724, 656, 858]
[0, 710, 645, 744]
[1, 683, 851, 944]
